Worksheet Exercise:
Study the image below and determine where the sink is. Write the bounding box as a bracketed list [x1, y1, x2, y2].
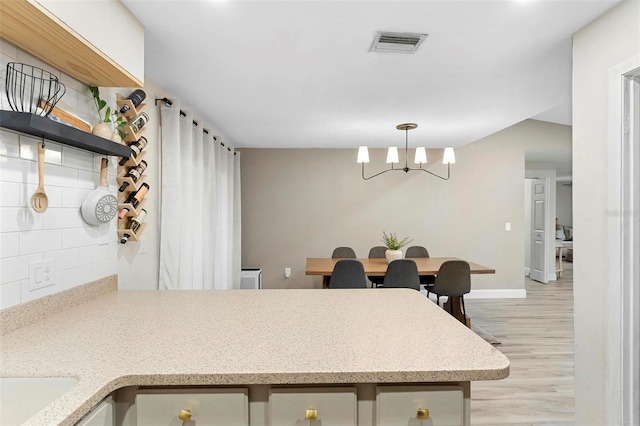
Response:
[0, 377, 78, 425]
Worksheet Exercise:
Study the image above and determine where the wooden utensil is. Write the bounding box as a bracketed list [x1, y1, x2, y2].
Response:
[31, 142, 48, 213]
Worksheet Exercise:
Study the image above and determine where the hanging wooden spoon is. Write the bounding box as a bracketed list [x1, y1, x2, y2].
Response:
[31, 142, 48, 213]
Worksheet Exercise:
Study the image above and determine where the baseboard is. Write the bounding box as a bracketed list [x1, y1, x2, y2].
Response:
[548, 273, 557, 281]
[467, 289, 527, 299]
[524, 267, 530, 275]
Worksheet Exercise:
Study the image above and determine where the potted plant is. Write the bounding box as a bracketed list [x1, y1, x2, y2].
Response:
[381, 231, 413, 263]
[89, 86, 127, 142]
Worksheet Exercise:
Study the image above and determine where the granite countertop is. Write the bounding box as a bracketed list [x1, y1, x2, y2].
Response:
[0, 288, 509, 425]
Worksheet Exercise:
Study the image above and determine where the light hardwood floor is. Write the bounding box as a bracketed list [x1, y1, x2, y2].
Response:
[467, 262, 574, 426]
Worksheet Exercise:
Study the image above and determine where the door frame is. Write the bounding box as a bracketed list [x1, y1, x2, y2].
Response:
[606, 57, 640, 426]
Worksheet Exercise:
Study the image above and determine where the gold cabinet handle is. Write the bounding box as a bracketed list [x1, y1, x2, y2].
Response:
[305, 408, 318, 420]
[416, 408, 429, 420]
[178, 409, 192, 422]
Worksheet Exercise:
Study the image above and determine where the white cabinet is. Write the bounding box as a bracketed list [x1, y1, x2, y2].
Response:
[376, 385, 464, 426]
[136, 388, 249, 426]
[76, 396, 114, 426]
[100, 383, 469, 426]
[269, 387, 357, 426]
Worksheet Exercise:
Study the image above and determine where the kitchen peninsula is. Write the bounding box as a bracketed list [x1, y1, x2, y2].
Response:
[0, 280, 509, 425]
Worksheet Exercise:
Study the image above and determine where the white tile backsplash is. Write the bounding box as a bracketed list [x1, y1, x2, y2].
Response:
[1, 253, 42, 285]
[78, 170, 98, 189]
[19, 229, 63, 255]
[0, 207, 44, 233]
[44, 163, 79, 188]
[62, 187, 93, 208]
[42, 208, 85, 229]
[44, 247, 81, 271]
[62, 264, 93, 290]
[0, 181, 20, 206]
[0, 156, 35, 183]
[62, 227, 95, 249]
[0, 280, 22, 310]
[62, 146, 95, 171]
[0, 232, 19, 258]
[1, 41, 119, 310]
[0, 130, 19, 157]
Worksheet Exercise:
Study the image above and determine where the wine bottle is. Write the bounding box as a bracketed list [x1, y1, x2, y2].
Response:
[118, 183, 149, 219]
[119, 89, 146, 114]
[118, 137, 148, 166]
[120, 209, 147, 244]
[118, 160, 148, 192]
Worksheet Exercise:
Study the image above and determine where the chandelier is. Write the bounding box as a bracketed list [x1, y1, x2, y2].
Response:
[356, 123, 455, 180]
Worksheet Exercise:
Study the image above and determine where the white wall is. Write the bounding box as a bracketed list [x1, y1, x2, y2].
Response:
[573, 1, 640, 424]
[0, 40, 118, 309]
[241, 119, 569, 294]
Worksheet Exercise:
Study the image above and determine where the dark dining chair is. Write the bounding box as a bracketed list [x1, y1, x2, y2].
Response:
[331, 246, 357, 258]
[405, 245, 436, 294]
[367, 246, 387, 288]
[328, 259, 367, 289]
[324, 246, 358, 287]
[382, 259, 420, 291]
[429, 260, 471, 324]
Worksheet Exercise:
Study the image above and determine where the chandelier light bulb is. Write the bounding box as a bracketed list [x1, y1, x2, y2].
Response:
[386, 147, 399, 164]
[357, 146, 370, 163]
[442, 147, 456, 164]
[414, 147, 427, 164]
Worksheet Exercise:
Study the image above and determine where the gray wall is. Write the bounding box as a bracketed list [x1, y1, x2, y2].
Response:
[573, 1, 640, 424]
[240, 119, 570, 293]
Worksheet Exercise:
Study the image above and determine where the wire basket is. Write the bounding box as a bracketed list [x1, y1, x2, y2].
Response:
[5, 62, 66, 117]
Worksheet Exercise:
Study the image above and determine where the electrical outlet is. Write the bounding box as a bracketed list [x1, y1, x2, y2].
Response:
[29, 259, 56, 291]
[139, 236, 147, 254]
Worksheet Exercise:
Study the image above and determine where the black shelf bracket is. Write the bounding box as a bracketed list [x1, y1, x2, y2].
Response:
[0, 111, 132, 159]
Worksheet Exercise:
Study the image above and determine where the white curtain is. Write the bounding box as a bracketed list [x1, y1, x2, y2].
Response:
[159, 100, 241, 290]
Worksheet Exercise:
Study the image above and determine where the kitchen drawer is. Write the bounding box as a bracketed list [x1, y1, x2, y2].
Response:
[269, 387, 357, 425]
[136, 387, 249, 426]
[376, 385, 464, 426]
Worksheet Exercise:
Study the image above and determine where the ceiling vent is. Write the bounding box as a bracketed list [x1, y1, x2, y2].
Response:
[369, 31, 428, 54]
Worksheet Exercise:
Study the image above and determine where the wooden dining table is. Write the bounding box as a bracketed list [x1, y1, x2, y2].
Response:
[305, 257, 495, 326]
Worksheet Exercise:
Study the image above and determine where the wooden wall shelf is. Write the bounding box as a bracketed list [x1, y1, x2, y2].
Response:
[117, 222, 147, 242]
[119, 150, 147, 168]
[0, 111, 132, 158]
[116, 95, 147, 119]
[0, 0, 142, 88]
[117, 199, 147, 218]
[122, 125, 146, 143]
[117, 173, 147, 193]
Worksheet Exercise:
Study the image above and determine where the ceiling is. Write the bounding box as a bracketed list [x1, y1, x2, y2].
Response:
[122, 0, 619, 154]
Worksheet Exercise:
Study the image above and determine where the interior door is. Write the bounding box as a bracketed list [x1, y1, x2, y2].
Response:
[530, 178, 548, 283]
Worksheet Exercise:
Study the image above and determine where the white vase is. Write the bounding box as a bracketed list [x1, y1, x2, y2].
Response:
[385, 249, 403, 263]
[110, 131, 123, 144]
[92, 122, 112, 139]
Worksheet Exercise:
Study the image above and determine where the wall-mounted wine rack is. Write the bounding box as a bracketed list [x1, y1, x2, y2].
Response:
[116, 94, 148, 243]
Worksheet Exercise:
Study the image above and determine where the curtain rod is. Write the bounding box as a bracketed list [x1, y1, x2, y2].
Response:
[155, 97, 236, 155]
